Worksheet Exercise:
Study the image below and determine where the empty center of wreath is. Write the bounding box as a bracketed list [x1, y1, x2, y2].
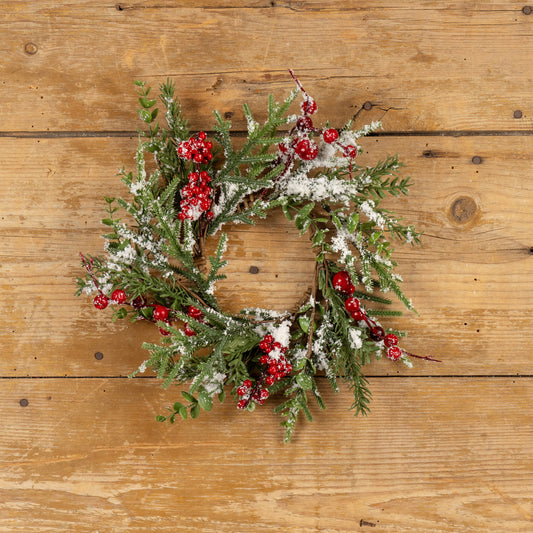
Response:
[204, 208, 317, 315]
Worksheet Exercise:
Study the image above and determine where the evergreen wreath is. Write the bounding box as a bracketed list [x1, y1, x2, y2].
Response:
[77, 71, 438, 442]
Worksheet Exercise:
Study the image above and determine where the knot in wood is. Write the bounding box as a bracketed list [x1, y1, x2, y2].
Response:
[450, 196, 477, 224]
[24, 42, 38, 55]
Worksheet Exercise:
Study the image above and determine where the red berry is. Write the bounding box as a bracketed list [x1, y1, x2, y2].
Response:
[332, 271, 351, 293]
[268, 365, 277, 375]
[384, 334, 399, 347]
[265, 375, 275, 386]
[351, 310, 365, 321]
[344, 297, 360, 313]
[297, 116, 313, 131]
[294, 139, 310, 158]
[345, 282, 356, 295]
[323, 128, 339, 143]
[301, 99, 317, 115]
[259, 340, 272, 353]
[237, 399, 247, 409]
[259, 355, 269, 365]
[111, 289, 127, 304]
[237, 386, 247, 396]
[178, 212, 187, 221]
[259, 389, 269, 400]
[198, 131, 207, 141]
[131, 296, 146, 309]
[205, 211, 215, 221]
[184, 323, 196, 337]
[243, 379, 252, 388]
[387, 346, 402, 361]
[93, 294, 109, 310]
[187, 306, 203, 320]
[344, 145, 358, 158]
[263, 334, 274, 344]
[153, 305, 169, 321]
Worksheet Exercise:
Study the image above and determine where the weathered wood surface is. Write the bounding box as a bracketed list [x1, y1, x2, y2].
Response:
[1, 378, 532, 532]
[2, 0, 533, 531]
[1, 1, 533, 133]
[1, 136, 532, 376]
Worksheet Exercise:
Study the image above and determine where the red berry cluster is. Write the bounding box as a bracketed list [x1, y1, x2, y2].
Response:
[177, 131, 213, 164]
[236, 379, 269, 409]
[93, 288, 128, 309]
[178, 170, 214, 221]
[184, 305, 203, 337]
[258, 334, 292, 386]
[332, 270, 403, 362]
[91, 286, 176, 336]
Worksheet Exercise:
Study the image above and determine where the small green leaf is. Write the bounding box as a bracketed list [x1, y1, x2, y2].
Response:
[178, 405, 188, 419]
[282, 203, 293, 220]
[247, 401, 256, 412]
[181, 391, 196, 403]
[298, 316, 310, 333]
[173, 402, 184, 412]
[138, 109, 152, 123]
[151, 108, 159, 120]
[155, 415, 166, 422]
[190, 403, 201, 419]
[139, 97, 157, 108]
[169, 414, 176, 424]
[140, 307, 153, 320]
[218, 390, 226, 403]
[101, 218, 114, 226]
[296, 373, 313, 391]
[198, 390, 213, 412]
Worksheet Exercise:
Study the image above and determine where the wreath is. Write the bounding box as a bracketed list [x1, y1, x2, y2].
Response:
[77, 71, 437, 442]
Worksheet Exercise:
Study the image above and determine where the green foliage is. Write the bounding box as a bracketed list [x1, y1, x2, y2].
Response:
[76, 75, 422, 442]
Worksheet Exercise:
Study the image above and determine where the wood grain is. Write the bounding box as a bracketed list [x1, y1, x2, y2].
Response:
[1, 136, 532, 376]
[1, 1, 533, 132]
[3, 1, 533, 531]
[1, 377, 531, 532]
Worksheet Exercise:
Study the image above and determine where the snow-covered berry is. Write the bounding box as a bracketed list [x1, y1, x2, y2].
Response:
[153, 305, 169, 321]
[384, 333, 399, 347]
[344, 297, 360, 313]
[111, 289, 127, 304]
[387, 346, 402, 361]
[93, 294, 109, 310]
[323, 128, 339, 143]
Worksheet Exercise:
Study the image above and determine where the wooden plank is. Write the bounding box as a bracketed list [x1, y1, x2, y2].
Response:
[1, 1, 533, 132]
[0, 377, 531, 532]
[1, 135, 532, 376]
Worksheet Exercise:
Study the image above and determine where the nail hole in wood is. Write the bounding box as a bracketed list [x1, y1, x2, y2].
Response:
[522, 6, 532, 15]
[471, 156, 482, 165]
[249, 266, 260, 274]
[363, 101, 373, 111]
[514, 110, 523, 119]
[94, 352, 104, 360]
[19, 399, 29, 407]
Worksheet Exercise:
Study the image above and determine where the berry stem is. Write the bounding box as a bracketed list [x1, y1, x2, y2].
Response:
[79, 252, 104, 295]
[305, 263, 320, 360]
[401, 350, 442, 363]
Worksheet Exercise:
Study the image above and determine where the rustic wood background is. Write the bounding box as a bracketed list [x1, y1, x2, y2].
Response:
[1, 1, 532, 531]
